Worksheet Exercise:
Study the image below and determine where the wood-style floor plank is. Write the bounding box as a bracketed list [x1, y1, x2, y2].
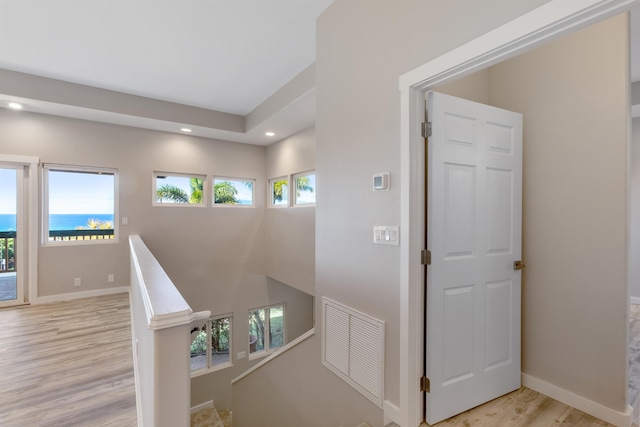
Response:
[428, 387, 615, 426]
[1, 291, 635, 427]
[630, 304, 640, 411]
[0, 293, 137, 426]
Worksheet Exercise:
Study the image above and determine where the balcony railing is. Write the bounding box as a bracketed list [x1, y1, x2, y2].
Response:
[48, 229, 115, 242]
[0, 231, 15, 273]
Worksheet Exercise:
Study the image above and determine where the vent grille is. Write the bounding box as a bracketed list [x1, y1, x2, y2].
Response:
[322, 297, 385, 408]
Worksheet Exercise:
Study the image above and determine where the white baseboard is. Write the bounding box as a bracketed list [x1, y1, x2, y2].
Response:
[631, 297, 640, 305]
[190, 400, 214, 414]
[383, 400, 401, 426]
[522, 373, 632, 427]
[33, 286, 130, 304]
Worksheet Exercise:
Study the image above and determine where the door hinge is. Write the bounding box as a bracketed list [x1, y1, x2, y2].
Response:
[421, 249, 431, 265]
[420, 376, 431, 393]
[421, 121, 432, 138]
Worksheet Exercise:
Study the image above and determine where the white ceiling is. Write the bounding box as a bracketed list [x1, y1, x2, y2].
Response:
[0, 0, 332, 145]
[0, 1, 638, 145]
[0, 0, 332, 115]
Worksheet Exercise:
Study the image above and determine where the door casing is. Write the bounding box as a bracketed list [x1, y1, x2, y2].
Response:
[0, 165, 24, 307]
[0, 155, 39, 306]
[398, 1, 640, 426]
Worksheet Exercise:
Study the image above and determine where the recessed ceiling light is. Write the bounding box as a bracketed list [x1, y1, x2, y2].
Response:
[8, 102, 23, 110]
[181, 128, 192, 133]
[265, 132, 275, 137]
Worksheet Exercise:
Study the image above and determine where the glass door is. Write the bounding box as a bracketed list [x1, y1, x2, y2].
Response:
[0, 166, 23, 306]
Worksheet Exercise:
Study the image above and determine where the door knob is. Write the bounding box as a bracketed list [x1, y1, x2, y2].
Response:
[514, 260, 525, 270]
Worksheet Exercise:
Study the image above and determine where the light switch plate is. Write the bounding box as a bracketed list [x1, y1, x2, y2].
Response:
[373, 226, 399, 246]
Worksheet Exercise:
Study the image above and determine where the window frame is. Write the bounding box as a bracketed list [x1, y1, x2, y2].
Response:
[269, 176, 289, 208]
[43, 164, 119, 246]
[190, 313, 233, 378]
[153, 171, 207, 207]
[212, 176, 256, 208]
[248, 303, 286, 360]
[293, 170, 316, 207]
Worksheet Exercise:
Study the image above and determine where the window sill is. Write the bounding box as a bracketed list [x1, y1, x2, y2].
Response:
[190, 361, 233, 378]
[43, 238, 120, 247]
[152, 203, 207, 208]
[213, 204, 255, 208]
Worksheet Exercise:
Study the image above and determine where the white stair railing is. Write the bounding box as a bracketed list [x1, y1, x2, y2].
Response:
[129, 234, 210, 427]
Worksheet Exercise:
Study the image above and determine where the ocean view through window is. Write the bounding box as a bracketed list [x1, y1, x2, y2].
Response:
[43, 165, 117, 244]
[1, 213, 116, 231]
[0, 167, 17, 280]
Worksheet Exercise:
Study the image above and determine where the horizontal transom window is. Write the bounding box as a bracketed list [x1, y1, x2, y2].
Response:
[154, 172, 206, 206]
[213, 177, 255, 206]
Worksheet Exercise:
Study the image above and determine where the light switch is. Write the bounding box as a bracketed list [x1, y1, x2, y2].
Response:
[373, 226, 399, 246]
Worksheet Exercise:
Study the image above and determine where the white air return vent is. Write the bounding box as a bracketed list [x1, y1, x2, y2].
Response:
[322, 297, 385, 408]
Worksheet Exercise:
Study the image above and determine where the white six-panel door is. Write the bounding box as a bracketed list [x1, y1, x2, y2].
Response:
[425, 91, 523, 424]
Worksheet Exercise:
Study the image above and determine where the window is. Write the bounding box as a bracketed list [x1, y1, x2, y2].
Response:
[294, 171, 316, 206]
[190, 314, 232, 375]
[154, 172, 206, 206]
[44, 164, 117, 244]
[270, 177, 288, 207]
[249, 304, 285, 358]
[213, 177, 255, 206]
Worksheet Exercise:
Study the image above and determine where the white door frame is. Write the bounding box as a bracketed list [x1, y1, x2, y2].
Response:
[0, 154, 39, 305]
[398, 1, 640, 426]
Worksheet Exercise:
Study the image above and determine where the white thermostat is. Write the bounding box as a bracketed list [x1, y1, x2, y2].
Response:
[373, 173, 390, 191]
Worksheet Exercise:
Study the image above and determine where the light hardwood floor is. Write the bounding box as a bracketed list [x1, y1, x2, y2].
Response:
[629, 303, 640, 427]
[0, 293, 633, 427]
[426, 387, 615, 426]
[0, 292, 137, 426]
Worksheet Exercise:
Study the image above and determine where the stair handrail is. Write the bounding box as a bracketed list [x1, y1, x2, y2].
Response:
[231, 327, 315, 384]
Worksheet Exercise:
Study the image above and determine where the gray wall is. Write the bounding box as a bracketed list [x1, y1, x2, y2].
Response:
[194, 128, 317, 410]
[487, 15, 629, 411]
[316, 0, 550, 413]
[265, 126, 315, 296]
[633, 81, 640, 106]
[232, 334, 383, 427]
[0, 109, 314, 410]
[632, 117, 640, 300]
[0, 109, 266, 301]
[191, 276, 313, 410]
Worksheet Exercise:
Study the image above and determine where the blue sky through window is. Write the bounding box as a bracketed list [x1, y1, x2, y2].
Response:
[0, 168, 17, 214]
[49, 170, 114, 214]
